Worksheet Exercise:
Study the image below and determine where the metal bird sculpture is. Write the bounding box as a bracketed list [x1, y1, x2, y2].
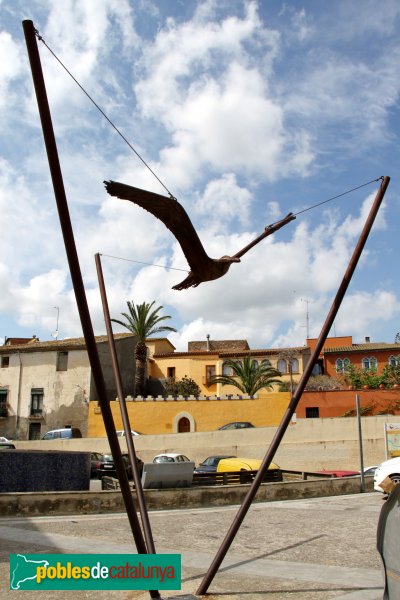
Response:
[104, 180, 296, 290]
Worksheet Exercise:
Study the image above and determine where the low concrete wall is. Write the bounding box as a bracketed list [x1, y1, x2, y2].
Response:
[12, 415, 400, 471]
[0, 476, 373, 517]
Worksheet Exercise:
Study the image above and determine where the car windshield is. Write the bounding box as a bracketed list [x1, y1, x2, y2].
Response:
[201, 457, 215, 466]
[155, 456, 175, 463]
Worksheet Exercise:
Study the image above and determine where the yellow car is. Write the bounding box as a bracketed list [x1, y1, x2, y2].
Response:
[216, 457, 279, 472]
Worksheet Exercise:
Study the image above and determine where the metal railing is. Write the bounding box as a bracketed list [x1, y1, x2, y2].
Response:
[192, 468, 283, 486]
[101, 468, 367, 491]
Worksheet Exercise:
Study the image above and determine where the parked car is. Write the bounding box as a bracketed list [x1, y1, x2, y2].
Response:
[0, 436, 11, 442]
[195, 455, 235, 473]
[216, 457, 280, 472]
[0, 442, 15, 450]
[42, 427, 82, 440]
[116, 430, 141, 437]
[314, 470, 360, 477]
[90, 452, 143, 480]
[363, 466, 378, 477]
[152, 453, 191, 464]
[218, 422, 255, 430]
[374, 457, 400, 493]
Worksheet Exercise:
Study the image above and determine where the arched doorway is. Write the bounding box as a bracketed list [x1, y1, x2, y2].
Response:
[173, 411, 195, 433]
[178, 416, 190, 433]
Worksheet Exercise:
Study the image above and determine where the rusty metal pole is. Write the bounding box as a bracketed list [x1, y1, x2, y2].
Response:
[197, 176, 390, 595]
[95, 253, 157, 554]
[22, 20, 160, 599]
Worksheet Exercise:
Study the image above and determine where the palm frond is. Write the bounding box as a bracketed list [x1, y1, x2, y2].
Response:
[111, 299, 176, 396]
[112, 300, 177, 342]
[210, 356, 282, 395]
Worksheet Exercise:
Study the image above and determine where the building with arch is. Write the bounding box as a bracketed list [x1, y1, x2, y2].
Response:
[321, 338, 400, 378]
[149, 338, 310, 397]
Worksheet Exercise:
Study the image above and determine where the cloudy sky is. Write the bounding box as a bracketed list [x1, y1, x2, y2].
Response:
[1, 0, 399, 351]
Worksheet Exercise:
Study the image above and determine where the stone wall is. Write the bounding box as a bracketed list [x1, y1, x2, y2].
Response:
[13, 415, 400, 472]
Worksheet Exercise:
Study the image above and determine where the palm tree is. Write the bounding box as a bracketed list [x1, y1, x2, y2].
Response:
[210, 356, 282, 396]
[111, 300, 176, 396]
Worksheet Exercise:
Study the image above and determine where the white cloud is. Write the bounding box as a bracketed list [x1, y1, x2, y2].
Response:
[169, 317, 253, 352]
[0, 30, 23, 81]
[0, 158, 64, 274]
[282, 45, 400, 149]
[267, 201, 281, 220]
[0, 30, 24, 111]
[335, 290, 399, 339]
[21, 0, 138, 132]
[135, 4, 313, 182]
[335, 1, 400, 39]
[196, 173, 252, 227]
[290, 8, 313, 42]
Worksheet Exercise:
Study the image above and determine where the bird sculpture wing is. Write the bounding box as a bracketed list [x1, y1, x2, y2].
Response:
[104, 180, 212, 273]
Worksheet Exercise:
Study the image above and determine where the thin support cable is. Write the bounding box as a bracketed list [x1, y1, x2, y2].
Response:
[99, 253, 189, 273]
[293, 176, 384, 217]
[33, 26, 176, 200]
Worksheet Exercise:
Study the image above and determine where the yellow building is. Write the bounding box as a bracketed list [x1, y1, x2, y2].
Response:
[149, 338, 310, 396]
[88, 337, 310, 436]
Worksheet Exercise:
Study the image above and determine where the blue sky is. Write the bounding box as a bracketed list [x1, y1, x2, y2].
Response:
[1, 0, 399, 351]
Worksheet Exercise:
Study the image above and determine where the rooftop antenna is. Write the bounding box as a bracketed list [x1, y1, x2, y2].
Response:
[52, 306, 59, 340]
[300, 298, 312, 339]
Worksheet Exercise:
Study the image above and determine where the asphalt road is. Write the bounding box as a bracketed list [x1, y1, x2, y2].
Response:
[0, 492, 385, 600]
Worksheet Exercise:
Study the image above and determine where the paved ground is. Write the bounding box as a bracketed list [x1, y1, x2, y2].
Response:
[0, 492, 385, 600]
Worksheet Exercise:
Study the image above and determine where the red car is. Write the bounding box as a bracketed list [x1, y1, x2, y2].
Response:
[314, 470, 360, 477]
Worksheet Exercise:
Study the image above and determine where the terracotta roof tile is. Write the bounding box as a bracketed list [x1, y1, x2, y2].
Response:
[0, 333, 135, 354]
[4, 337, 39, 346]
[153, 346, 308, 359]
[188, 339, 250, 352]
[324, 343, 400, 353]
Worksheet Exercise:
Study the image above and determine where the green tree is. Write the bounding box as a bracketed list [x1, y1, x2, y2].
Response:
[209, 357, 282, 396]
[164, 375, 201, 397]
[381, 364, 400, 388]
[112, 300, 176, 396]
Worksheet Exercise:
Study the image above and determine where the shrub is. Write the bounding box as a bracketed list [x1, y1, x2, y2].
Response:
[304, 375, 344, 391]
[164, 375, 201, 397]
[344, 364, 387, 389]
[342, 404, 375, 417]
